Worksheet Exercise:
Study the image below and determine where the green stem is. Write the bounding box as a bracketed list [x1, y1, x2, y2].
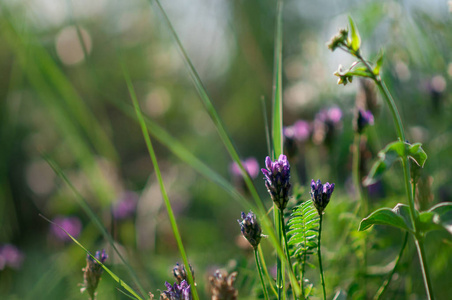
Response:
[356, 53, 435, 300]
[255, 248, 270, 300]
[275, 207, 283, 299]
[317, 214, 327, 300]
[374, 231, 408, 300]
[259, 245, 278, 297]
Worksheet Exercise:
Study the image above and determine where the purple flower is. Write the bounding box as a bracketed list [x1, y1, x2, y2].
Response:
[230, 157, 260, 179]
[261, 155, 291, 210]
[112, 191, 139, 220]
[237, 211, 262, 249]
[160, 280, 192, 300]
[0, 244, 24, 270]
[310, 179, 335, 214]
[354, 109, 374, 134]
[81, 249, 108, 299]
[51, 216, 82, 242]
[284, 120, 310, 142]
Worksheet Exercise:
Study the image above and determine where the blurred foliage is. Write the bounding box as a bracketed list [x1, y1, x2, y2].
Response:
[0, 0, 452, 299]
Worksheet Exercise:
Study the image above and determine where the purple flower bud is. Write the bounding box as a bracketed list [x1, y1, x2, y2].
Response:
[310, 179, 335, 214]
[354, 109, 374, 134]
[261, 155, 291, 210]
[81, 249, 108, 299]
[51, 216, 82, 242]
[0, 244, 24, 270]
[237, 211, 262, 249]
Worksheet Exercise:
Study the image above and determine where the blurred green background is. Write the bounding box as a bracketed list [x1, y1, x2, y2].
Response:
[1, 0, 451, 299]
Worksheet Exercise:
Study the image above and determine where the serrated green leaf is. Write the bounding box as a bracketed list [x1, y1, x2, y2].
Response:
[348, 16, 361, 52]
[288, 199, 319, 259]
[359, 204, 414, 233]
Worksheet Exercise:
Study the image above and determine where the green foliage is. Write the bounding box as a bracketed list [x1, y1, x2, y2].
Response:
[287, 200, 319, 261]
[364, 141, 427, 186]
[348, 16, 361, 54]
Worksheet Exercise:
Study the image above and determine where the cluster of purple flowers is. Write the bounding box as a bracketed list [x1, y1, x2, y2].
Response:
[310, 179, 335, 215]
[160, 280, 192, 300]
[261, 155, 291, 210]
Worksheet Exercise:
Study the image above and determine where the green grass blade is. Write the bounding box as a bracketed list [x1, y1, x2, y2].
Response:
[272, 0, 284, 158]
[150, 0, 266, 214]
[44, 157, 148, 298]
[122, 64, 199, 300]
[39, 215, 143, 300]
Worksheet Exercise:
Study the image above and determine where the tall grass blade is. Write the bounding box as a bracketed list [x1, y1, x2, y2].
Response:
[122, 64, 199, 300]
[39, 214, 143, 300]
[147, 4, 300, 292]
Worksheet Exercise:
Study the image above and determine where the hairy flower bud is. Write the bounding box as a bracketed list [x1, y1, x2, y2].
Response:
[173, 263, 195, 285]
[261, 155, 291, 210]
[81, 249, 108, 300]
[238, 211, 262, 249]
[327, 28, 349, 51]
[310, 179, 335, 215]
[209, 270, 238, 300]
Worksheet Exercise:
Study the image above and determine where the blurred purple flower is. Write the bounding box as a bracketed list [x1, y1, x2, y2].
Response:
[112, 191, 139, 220]
[0, 244, 24, 270]
[316, 107, 342, 125]
[230, 157, 259, 179]
[291, 120, 311, 141]
[355, 109, 374, 134]
[51, 216, 82, 242]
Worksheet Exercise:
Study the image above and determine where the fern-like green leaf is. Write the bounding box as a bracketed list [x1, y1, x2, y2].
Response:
[287, 199, 320, 258]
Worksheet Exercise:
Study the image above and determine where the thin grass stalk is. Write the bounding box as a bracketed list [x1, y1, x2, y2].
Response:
[259, 246, 278, 298]
[353, 133, 368, 292]
[275, 208, 284, 299]
[374, 231, 408, 300]
[123, 67, 199, 300]
[317, 214, 326, 300]
[255, 249, 270, 300]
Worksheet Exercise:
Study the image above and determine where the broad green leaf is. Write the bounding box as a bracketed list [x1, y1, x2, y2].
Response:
[363, 141, 405, 186]
[407, 143, 427, 167]
[373, 50, 384, 76]
[359, 203, 414, 233]
[348, 16, 361, 52]
[364, 141, 427, 186]
[419, 202, 452, 235]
